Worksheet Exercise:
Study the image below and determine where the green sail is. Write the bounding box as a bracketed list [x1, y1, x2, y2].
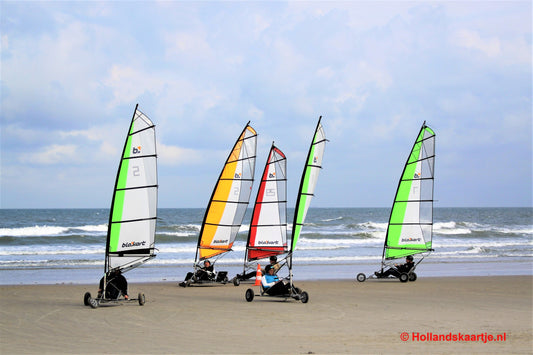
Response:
[108, 125, 133, 252]
[291, 117, 326, 252]
[384, 123, 435, 260]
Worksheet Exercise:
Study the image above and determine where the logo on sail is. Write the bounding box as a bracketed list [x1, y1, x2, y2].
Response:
[213, 239, 229, 245]
[313, 156, 318, 164]
[132, 146, 142, 154]
[122, 240, 146, 248]
[400, 237, 422, 243]
[257, 240, 279, 245]
[414, 172, 421, 179]
[269, 172, 276, 178]
[234, 172, 242, 179]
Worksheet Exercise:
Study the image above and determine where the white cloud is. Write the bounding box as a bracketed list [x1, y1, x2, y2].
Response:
[104, 65, 165, 108]
[316, 66, 334, 80]
[164, 30, 212, 61]
[157, 143, 203, 166]
[452, 29, 501, 57]
[1, 34, 8, 53]
[252, 13, 271, 39]
[247, 105, 264, 121]
[59, 125, 124, 159]
[20, 144, 78, 165]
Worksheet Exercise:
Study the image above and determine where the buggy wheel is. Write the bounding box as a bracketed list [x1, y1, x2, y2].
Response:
[300, 291, 309, 304]
[138, 293, 145, 306]
[245, 288, 254, 302]
[356, 273, 366, 282]
[84, 292, 92, 306]
[89, 297, 99, 309]
[233, 278, 240, 286]
[399, 273, 409, 283]
[409, 272, 417, 282]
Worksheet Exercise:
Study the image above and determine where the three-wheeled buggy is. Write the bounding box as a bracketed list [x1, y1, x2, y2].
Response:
[83, 290, 146, 308]
[244, 275, 308, 303]
[83, 270, 146, 308]
[179, 262, 229, 287]
[357, 255, 423, 283]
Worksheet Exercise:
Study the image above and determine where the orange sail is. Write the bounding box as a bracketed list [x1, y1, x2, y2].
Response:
[197, 123, 257, 261]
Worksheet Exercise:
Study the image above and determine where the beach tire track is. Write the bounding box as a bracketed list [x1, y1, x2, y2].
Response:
[35, 308, 62, 322]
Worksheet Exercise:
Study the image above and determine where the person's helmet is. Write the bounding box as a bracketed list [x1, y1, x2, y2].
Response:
[406, 255, 414, 261]
[265, 265, 272, 272]
[270, 256, 277, 262]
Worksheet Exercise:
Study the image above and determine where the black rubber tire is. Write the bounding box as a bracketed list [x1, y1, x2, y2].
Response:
[300, 291, 309, 304]
[409, 272, 417, 282]
[138, 293, 145, 306]
[233, 278, 240, 286]
[245, 288, 254, 302]
[356, 273, 366, 282]
[84, 292, 92, 306]
[399, 273, 409, 283]
[89, 297, 99, 309]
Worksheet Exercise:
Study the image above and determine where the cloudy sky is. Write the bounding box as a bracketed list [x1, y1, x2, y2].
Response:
[1, 1, 531, 209]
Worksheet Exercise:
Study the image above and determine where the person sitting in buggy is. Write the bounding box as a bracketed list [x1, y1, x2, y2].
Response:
[265, 255, 281, 274]
[98, 269, 129, 300]
[180, 260, 218, 286]
[236, 256, 282, 281]
[374, 255, 415, 278]
[261, 264, 291, 296]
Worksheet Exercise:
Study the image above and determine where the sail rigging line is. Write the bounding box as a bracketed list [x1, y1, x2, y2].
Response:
[209, 199, 251, 204]
[110, 216, 157, 224]
[116, 185, 158, 193]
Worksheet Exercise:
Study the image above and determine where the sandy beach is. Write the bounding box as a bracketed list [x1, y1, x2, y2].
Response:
[0, 276, 531, 354]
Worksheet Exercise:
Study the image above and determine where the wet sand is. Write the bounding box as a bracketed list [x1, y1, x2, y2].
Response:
[0, 276, 531, 354]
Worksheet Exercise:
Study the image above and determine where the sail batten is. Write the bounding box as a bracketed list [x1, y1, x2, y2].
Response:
[105, 105, 158, 273]
[383, 122, 435, 261]
[196, 123, 257, 261]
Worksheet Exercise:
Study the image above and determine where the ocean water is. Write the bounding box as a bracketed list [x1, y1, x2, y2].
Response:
[0, 208, 531, 285]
